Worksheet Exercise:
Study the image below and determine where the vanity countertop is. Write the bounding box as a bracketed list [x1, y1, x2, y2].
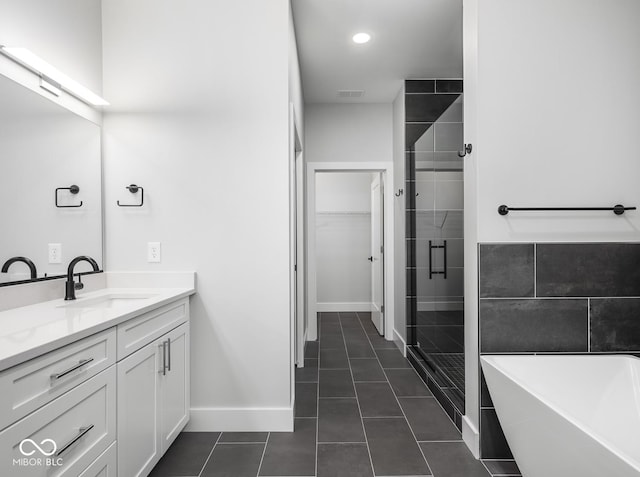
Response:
[0, 286, 195, 372]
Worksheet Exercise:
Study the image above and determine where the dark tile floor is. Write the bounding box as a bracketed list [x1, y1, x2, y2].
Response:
[149, 311, 519, 477]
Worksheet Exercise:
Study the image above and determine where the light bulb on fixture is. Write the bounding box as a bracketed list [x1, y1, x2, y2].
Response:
[0, 46, 109, 106]
[352, 33, 371, 44]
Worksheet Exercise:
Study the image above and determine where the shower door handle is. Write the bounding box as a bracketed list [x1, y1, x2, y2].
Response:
[428, 240, 447, 279]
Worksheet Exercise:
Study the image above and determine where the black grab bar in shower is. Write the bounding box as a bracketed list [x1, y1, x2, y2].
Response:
[498, 204, 636, 216]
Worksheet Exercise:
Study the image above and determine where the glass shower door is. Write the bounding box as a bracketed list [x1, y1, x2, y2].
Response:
[414, 96, 465, 410]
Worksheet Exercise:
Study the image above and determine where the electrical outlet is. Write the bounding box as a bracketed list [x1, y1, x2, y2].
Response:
[147, 242, 161, 263]
[48, 243, 62, 264]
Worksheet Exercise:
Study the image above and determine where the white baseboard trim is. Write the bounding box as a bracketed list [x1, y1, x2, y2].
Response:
[462, 416, 480, 459]
[185, 406, 294, 432]
[316, 302, 371, 312]
[393, 328, 407, 357]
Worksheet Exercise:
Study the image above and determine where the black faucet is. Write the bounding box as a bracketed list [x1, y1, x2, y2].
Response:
[65, 256, 100, 300]
[1, 256, 37, 280]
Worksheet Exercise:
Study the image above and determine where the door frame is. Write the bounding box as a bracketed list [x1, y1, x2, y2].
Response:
[289, 104, 305, 373]
[306, 161, 395, 342]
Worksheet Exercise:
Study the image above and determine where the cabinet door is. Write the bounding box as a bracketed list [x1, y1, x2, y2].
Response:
[79, 441, 117, 477]
[159, 323, 190, 453]
[117, 341, 161, 477]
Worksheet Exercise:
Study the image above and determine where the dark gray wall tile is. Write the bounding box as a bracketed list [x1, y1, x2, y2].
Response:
[435, 79, 463, 93]
[318, 444, 373, 477]
[406, 94, 459, 122]
[480, 409, 512, 459]
[591, 298, 640, 351]
[406, 123, 433, 147]
[364, 418, 431, 476]
[405, 80, 435, 93]
[399, 397, 460, 441]
[259, 419, 316, 476]
[479, 244, 534, 298]
[201, 443, 264, 477]
[480, 299, 588, 353]
[480, 371, 493, 408]
[537, 243, 640, 297]
[420, 442, 490, 477]
[318, 398, 365, 443]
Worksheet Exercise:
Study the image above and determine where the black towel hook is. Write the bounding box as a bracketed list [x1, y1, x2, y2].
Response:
[117, 184, 144, 207]
[457, 143, 472, 158]
[55, 185, 82, 208]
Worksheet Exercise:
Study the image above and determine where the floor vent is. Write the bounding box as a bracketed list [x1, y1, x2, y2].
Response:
[337, 90, 365, 98]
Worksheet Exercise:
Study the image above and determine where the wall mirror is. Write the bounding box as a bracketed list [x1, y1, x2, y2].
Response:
[0, 72, 102, 285]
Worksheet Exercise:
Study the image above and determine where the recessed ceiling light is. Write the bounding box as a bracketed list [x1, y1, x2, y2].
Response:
[352, 33, 371, 44]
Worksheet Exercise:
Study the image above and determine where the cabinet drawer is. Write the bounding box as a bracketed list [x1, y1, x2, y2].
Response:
[78, 441, 116, 477]
[0, 366, 116, 477]
[117, 298, 188, 360]
[0, 328, 116, 430]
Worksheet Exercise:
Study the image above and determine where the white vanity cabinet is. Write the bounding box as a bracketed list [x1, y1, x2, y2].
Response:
[117, 300, 190, 477]
[0, 347, 117, 477]
[0, 292, 191, 477]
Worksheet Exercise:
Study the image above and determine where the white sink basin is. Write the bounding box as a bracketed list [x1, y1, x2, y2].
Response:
[59, 293, 158, 309]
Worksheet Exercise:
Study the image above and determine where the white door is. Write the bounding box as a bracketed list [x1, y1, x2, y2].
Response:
[370, 173, 384, 335]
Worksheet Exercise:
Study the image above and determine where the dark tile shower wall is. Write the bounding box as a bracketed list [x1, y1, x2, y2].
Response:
[404, 79, 464, 423]
[478, 242, 640, 459]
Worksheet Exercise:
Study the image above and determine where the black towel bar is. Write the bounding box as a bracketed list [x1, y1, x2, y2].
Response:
[498, 204, 636, 216]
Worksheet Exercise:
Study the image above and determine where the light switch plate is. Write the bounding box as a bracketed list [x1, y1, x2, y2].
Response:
[147, 242, 161, 263]
[48, 243, 62, 263]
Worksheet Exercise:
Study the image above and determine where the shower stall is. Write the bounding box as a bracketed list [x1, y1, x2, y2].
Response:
[405, 79, 465, 414]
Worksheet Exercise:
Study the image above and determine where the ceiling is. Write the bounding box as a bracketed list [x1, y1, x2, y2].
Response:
[291, 0, 463, 104]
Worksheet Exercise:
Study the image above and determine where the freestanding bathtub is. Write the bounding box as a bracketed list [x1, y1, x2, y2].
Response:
[481, 355, 640, 477]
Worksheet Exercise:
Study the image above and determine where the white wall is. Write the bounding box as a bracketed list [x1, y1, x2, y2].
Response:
[475, 0, 640, 242]
[315, 172, 373, 310]
[392, 86, 406, 344]
[305, 103, 393, 163]
[102, 0, 295, 431]
[463, 0, 640, 454]
[0, 0, 102, 95]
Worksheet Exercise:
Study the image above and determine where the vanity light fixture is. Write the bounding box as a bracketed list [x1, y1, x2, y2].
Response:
[0, 46, 109, 106]
[352, 32, 371, 44]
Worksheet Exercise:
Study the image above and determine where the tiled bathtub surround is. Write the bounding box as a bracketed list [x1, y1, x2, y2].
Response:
[478, 242, 640, 459]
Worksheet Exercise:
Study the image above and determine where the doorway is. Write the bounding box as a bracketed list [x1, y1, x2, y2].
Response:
[306, 162, 395, 343]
